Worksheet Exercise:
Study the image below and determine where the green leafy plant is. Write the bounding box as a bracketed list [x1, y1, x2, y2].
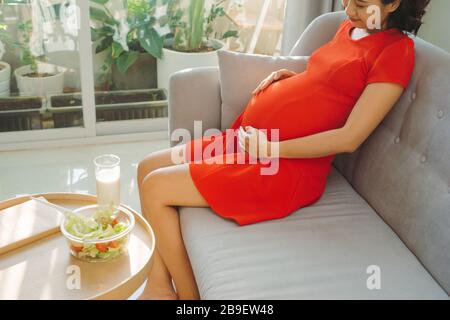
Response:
[16, 21, 44, 74]
[164, 0, 240, 52]
[0, 21, 45, 73]
[90, 0, 165, 90]
[0, 20, 47, 75]
[91, 0, 241, 88]
[0, 23, 9, 61]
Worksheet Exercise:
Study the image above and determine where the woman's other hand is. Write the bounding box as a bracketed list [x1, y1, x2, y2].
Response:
[238, 125, 273, 159]
[252, 69, 297, 95]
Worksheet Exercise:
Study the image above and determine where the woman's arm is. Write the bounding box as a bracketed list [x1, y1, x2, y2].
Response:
[271, 82, 405, 159]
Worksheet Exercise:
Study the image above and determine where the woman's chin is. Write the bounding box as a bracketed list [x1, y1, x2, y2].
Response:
[349, 19, 365, 28]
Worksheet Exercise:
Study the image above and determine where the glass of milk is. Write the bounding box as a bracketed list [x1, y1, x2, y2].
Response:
[94, 154, 121, 207]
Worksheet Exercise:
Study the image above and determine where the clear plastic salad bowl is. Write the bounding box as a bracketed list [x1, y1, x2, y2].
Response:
[60, 204, 135, 262]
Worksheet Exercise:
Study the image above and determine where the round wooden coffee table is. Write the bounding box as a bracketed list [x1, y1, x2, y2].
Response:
[0, 193, 155, 300]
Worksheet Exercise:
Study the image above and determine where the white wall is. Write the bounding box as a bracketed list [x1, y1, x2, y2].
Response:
[417, 0, 450, 53]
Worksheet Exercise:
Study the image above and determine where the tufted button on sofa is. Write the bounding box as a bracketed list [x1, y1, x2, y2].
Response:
[168, 11, 450, 299]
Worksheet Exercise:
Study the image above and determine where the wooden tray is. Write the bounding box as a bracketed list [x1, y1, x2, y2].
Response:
[0, 193, 155, 300]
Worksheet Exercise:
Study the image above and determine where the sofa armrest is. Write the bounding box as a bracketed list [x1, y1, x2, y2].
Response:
[168, 66, 222, 147]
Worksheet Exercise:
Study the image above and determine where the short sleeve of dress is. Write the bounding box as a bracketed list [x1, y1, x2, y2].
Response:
[366, 37, 415, 89]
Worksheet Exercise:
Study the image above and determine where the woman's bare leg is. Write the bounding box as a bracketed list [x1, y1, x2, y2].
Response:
[139, 163, 209, 300]
[137, 144, 188, 299]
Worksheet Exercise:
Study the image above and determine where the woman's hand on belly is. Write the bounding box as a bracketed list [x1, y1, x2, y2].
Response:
[238, 125, 275, 159]
[252, 69, 297, 96]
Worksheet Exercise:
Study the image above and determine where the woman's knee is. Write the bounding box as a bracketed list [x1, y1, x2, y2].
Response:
[141, 169, 174, 222]
[137, 157, 152, 184]
[137, 152, 167, 184]
[141, 168, 167, 205]
[137, 146, 186, 185]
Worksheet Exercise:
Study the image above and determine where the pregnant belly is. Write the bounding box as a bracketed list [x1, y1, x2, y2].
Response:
[241, 75, 352, 141]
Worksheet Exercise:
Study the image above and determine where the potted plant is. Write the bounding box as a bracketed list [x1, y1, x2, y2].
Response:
[0, 21, 45, 132]
[0, 24, 11, 97]
[156, 0, 239, 90]
[13, 20, 67, 96]
[90, 0, 167, 91]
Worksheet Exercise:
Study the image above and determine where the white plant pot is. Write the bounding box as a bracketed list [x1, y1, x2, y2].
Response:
[157, 39, 225, 91]
[0, 61, 11, 97]
[14, 62, 67, 96]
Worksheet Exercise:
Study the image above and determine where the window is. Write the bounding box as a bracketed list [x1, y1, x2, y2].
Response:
[0, 0, 86, 133]
[0, 0, 287, 145]
[225, 0, 286, 56]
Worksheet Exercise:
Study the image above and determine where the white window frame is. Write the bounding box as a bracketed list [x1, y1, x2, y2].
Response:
[0, 0, 168, 151]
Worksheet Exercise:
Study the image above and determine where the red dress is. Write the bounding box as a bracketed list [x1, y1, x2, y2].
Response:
[184, 19, 415, 226]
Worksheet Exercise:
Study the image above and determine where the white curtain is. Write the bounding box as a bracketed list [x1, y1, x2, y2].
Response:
[281, 0, 343, 55]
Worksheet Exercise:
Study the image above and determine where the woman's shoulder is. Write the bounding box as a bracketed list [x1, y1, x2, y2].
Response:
[379, 27, 415, 48]
[379, 34, 415, 58]
[365, 32, 415, 64]
[365, 33, 416, 89]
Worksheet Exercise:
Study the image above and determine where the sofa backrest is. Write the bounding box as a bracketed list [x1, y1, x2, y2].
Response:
[290, 10, 450, 295]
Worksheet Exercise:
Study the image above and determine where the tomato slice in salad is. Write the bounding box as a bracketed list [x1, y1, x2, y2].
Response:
[71, 245, 83, 253]
[95, 243, 109, 252]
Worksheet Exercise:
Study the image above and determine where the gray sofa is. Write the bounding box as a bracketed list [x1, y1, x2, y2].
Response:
[168, 11, 450, 299]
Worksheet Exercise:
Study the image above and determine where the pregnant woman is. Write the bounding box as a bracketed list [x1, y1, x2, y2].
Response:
[137, 0, 430, 300]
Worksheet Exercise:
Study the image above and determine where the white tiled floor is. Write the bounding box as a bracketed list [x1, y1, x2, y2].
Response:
[0, 139, 170, 215]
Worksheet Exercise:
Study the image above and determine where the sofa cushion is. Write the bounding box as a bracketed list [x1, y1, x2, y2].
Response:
[217, 49, 309, 131]
[180, 168, 448, 299]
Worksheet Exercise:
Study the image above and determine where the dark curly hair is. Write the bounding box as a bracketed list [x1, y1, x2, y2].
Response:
[381, 0, 431, 35]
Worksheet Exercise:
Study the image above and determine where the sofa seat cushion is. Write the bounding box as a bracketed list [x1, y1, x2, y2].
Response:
[179, 167, 448, 299]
